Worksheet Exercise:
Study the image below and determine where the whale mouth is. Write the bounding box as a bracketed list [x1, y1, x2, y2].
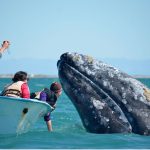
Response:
[57, 52, 150, 135]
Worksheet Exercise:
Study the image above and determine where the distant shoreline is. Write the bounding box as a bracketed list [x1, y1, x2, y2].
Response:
[0, 74, 58, 78]
[132, 75, 150, 79]
[0, 74, 150, 79]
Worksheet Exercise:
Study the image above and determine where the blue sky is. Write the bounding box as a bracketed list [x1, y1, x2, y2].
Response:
[0, 0, 150, 75]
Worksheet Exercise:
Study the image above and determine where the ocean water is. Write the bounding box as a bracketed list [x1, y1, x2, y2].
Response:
[0, 78, 150, 149]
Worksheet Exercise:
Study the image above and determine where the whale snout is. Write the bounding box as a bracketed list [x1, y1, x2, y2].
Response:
[57, 52, 150, 135]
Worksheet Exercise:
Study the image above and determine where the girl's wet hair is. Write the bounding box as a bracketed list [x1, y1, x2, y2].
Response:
[50, 82, 62, 93]
[12, 71, 28, 82]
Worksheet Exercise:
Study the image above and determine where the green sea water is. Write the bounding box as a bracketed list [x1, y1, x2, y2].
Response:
[0, 78, 150, 149]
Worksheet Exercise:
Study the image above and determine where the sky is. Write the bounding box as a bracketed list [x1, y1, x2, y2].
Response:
[0, 0, 150, 75]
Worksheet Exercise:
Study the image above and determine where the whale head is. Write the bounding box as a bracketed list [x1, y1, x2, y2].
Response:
[57, 52, 150, 135]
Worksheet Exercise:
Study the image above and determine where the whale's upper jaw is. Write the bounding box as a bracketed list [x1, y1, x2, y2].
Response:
[58, 52, 129, 79]
[58, 52, 101, 72]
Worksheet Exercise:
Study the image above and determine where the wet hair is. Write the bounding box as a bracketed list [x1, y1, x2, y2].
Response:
[12, 71, 28, 82]
[50, 82, 62, 93]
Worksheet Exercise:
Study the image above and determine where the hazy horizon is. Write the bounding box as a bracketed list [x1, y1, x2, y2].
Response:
[0, 57, 150, 76]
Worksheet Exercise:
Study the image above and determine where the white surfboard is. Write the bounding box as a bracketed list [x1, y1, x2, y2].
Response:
[0, 96, 52, 135]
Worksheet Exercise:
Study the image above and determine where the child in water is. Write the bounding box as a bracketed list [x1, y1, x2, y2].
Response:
[30, 82, 62, 131]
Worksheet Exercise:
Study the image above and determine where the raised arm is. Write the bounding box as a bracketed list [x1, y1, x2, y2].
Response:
[0, 41, 10, 53]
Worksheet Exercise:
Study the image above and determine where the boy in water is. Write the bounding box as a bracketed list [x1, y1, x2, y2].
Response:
[30, 82, 62, 131]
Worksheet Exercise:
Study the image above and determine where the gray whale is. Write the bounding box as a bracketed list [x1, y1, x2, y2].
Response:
[57, 52, 150, 135]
